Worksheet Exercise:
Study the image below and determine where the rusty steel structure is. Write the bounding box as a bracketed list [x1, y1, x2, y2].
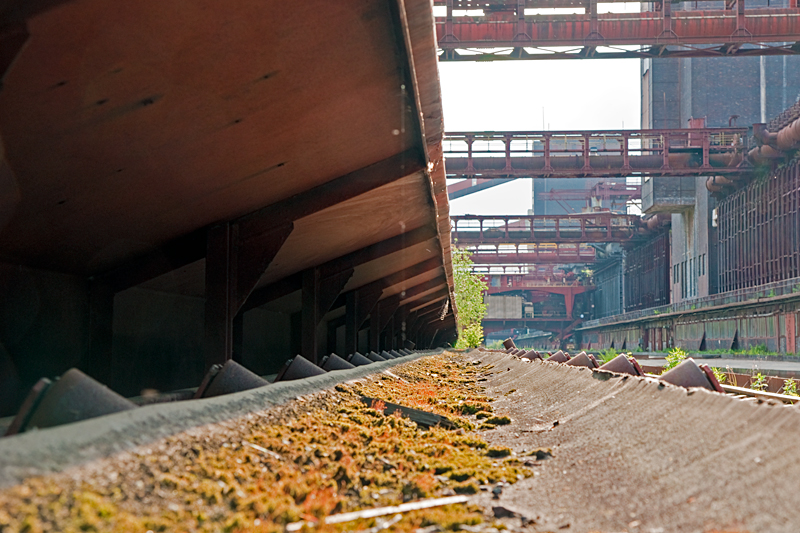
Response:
[451, 213, 643, 244]
[485, 273, 593, 318]
[444, 128, 751, 179]
[447, 176, 640, 205]
[435, 0, 800, 61]
[447, 177, 513, 199]
[0, 0, 457, 418]
[463, 243, 597, 264]
[623, 230, 671, 312]
[538, 182, 641, 213]
[717, 160, 800, 292]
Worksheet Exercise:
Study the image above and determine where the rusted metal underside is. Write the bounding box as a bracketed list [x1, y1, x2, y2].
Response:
[0, 0, 457, 394]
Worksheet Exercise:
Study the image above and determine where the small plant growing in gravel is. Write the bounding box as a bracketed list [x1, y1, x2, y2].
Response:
[782, 378, 799, 397]
[662, 347, 687, 373]
[750, 372, 768, 391]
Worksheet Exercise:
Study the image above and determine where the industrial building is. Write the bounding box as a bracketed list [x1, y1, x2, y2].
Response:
[440, 1, 800, 352]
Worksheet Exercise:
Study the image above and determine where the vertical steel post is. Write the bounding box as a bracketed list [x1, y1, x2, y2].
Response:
[701, 131, 711, 169]
[369, 301, 381, 353]
[543, 134, 553, 173]
[302, 267, 321, 363]
[204, 223, 237, 369]
[621, 133, 631, 171]
[466, 134, 475, 174]
[582, 133, 592, 171]
[86, 280, 115, 385]
[345, 290, 358, 356]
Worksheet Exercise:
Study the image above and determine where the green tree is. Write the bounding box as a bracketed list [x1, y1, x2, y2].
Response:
[452, 247, 488, 348]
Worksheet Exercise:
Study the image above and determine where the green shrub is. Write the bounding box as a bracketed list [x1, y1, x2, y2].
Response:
[782, 378, 798, 397]
[750, 372, 768, 391]
[661, 347, 687, 374]
[598, 348, 618, 364]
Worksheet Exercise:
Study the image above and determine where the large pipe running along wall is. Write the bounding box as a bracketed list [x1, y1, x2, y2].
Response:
[710, 102, 800, 191]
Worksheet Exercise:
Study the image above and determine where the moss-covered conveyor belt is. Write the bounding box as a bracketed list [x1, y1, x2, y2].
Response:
[2, 349, 800, 532]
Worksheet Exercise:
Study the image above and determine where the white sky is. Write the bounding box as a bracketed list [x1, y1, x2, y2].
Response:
[440, 59, 642, 215]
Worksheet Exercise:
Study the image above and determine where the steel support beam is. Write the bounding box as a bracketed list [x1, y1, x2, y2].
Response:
[84, 280, 115, 385]
[326, 315, 347, 354]
[344, 285, 383, 355]
[331, 257, 442, 311]
[96, 229, 207, 293]
[302, 267, 354, 364]
[244, 224, 438, 312]
[203, 222, 293, 369]
[239, 149, 425, 239]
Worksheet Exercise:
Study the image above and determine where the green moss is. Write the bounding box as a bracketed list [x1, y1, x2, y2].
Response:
[486, 447, 511, 458]
[453, 482, 480, 495]
[0, 353, 531, 533]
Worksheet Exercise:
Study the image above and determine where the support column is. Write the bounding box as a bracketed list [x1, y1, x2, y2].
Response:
[232, 313, 244, 363]
[304, 267, 353, 363]
[368, 301, 382, 353]
[204, 222, 293, 369]
[301, 268, 321, 362]
[85, 280, 115, 385]
[345, 291, 358, 354]
[344, 286, 383, 354]
[204, 223, 237, 370]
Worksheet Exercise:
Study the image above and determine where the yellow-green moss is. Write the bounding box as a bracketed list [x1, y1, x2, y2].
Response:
[0, 353, 531, 532]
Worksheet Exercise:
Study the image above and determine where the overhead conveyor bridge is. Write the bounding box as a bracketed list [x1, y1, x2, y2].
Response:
[435, 0, 800, 60]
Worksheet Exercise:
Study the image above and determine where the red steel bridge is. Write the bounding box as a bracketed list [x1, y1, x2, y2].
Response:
[435, 0, 800, 60]
[445, 127, 751, 179]
[445, 127, 751, 198]
[463, 244, 598, 264]
[451, 213, 645, 244]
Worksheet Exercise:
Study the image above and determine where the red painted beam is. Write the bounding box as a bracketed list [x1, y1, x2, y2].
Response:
[451, 213, 643, 244]
[467, 250, 597, 264]
[447, 177, 517, 199]
[444, 129, 750, 179]
[435, 4, 800, 60]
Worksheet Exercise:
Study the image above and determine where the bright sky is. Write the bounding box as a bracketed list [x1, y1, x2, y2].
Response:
[439, 59, 642, 215]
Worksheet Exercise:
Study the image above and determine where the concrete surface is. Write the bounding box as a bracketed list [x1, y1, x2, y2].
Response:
[471, 349, 800, 532]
